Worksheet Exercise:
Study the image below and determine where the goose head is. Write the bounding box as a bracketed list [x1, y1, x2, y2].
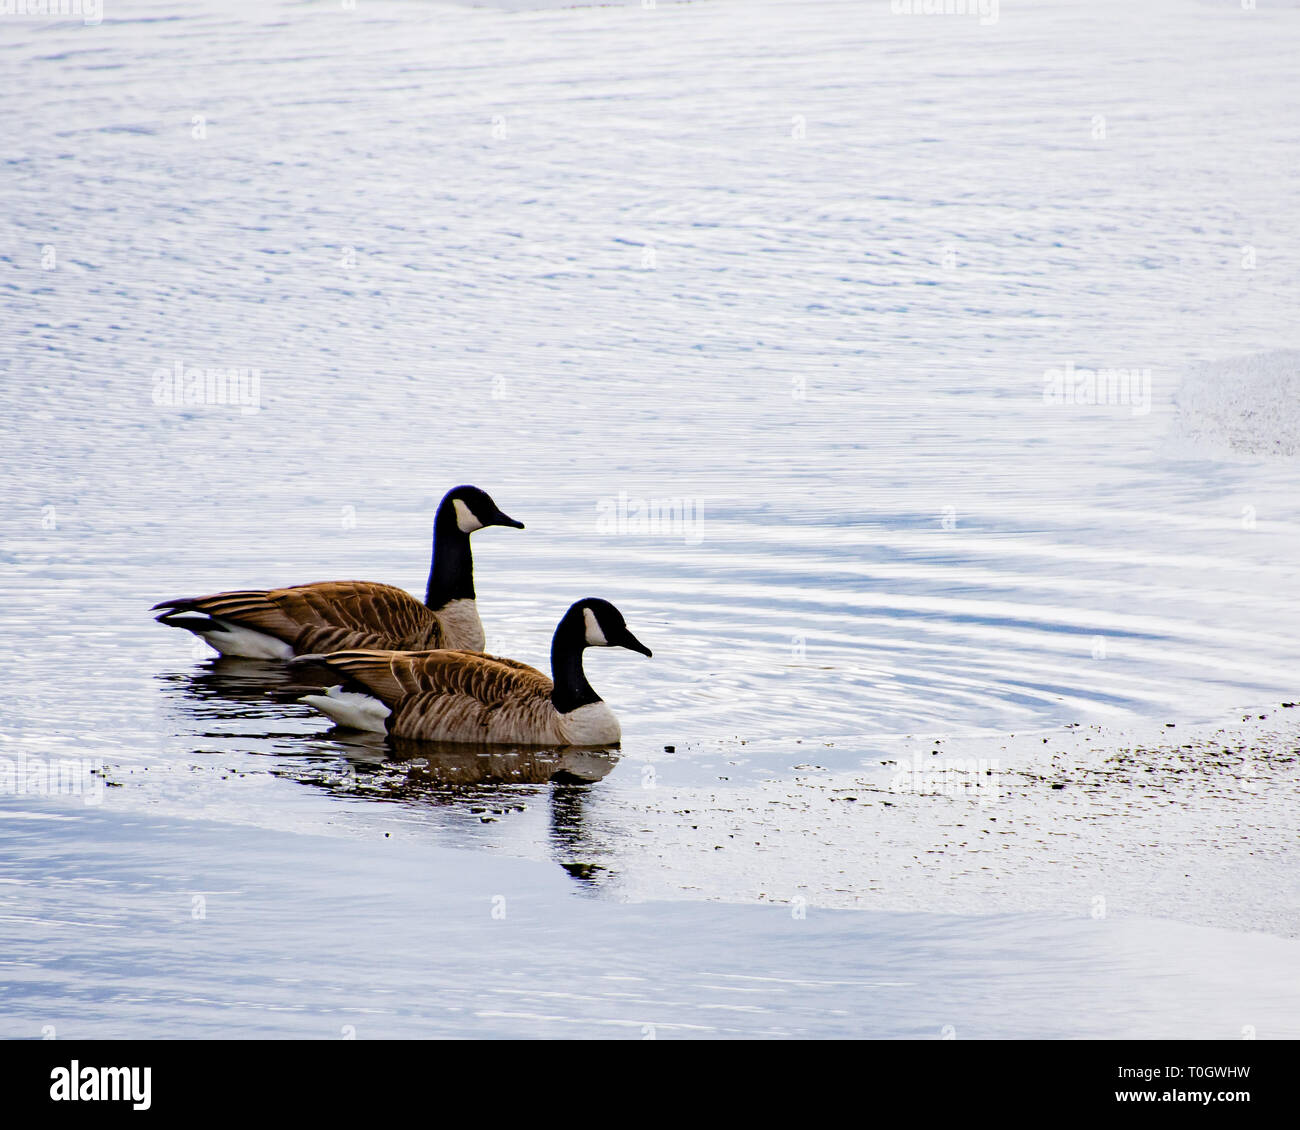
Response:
[550, 598, 652, 715]
[426, 485, 523, 611]
[440, 485, 525, 534]
[571, 598, 653, 656]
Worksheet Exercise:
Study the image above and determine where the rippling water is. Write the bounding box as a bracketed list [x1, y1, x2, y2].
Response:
[2, 0, 1299, 1037]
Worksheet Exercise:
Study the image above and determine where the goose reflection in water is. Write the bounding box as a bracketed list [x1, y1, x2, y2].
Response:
[329, 730, 619, 788]
[157, 657, 621, 886]
[156, 657, 336, 718]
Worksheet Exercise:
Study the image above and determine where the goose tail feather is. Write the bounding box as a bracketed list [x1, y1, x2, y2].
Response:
[300, 686, 391, 733]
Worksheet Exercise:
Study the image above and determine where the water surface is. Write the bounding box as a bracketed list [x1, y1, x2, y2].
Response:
[2, 0, 1299, 1037]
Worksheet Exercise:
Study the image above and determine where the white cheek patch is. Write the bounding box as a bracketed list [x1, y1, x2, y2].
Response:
[452, 498, 484, 533]
[583, 607, 609, 646]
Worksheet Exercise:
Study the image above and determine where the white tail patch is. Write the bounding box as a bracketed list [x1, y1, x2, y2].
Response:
[582, 607, 608, 646]
[301, 686, 391, 732]
[192, 618, 294, 660]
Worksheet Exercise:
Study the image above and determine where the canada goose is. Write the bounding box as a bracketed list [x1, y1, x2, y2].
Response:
[297, 598, 652, 746]
[152, 485, 523, 659]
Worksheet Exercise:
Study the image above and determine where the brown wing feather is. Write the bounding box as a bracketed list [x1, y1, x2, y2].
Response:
[310, 649, 563, 744]
[155, 582, 444, 652]
[313, 649, 551, 707]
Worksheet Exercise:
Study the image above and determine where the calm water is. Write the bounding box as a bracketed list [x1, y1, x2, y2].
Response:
[2, 0, 1299, 1037]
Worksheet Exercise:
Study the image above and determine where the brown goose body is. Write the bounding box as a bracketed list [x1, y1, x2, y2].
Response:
[153, 581, 456, 656]
[152, 486, 523, 659]
[303, 649, 619, 746]
[299, 598, 652, 747]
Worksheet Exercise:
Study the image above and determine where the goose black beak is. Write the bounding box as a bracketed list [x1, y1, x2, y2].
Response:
[493, 511, 525, 529]
[618, 629, 652, 658]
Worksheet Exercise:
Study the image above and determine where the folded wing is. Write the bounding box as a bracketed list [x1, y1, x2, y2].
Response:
[153, 581, 445, 654]
[306, 649, 559, 744]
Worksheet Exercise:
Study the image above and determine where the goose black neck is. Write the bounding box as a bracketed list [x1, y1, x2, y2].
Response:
[550, 613, 601, 714]
[424, 509, 475, 610]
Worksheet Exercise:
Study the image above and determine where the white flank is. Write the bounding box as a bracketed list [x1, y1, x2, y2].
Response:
[300, 686, 391, 732]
